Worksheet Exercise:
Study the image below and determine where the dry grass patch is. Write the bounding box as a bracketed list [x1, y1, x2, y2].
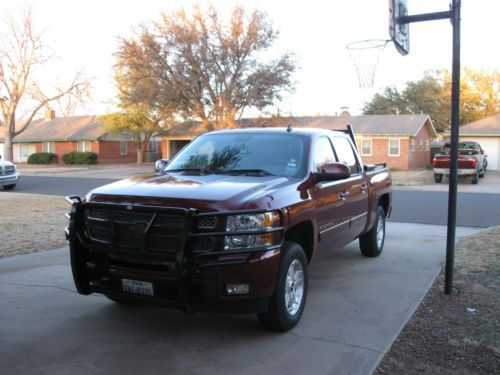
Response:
[376, 226, 500, 374]
[0, 193, 68, 258]
[391, 169, 435, 186]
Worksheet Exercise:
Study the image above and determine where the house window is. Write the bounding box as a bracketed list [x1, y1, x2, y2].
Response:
[388, 139, 400, 157]
[420, 139, 423, 151]
[77, 141, 92, 152]
[411, 139, 416, 152]
[148, 140, 157, 153]
[120, 141, 128, 155]
[425, 140, 430, 151]
[42, 142, 55, 153]
[360, 139, 372, 156]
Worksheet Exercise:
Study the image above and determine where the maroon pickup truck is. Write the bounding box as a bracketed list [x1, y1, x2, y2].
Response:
[65, 127, 392, 330]
[433, 141, 487, 184]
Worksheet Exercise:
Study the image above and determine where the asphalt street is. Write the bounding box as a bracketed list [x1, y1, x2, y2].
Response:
[6, 175, 500, 228]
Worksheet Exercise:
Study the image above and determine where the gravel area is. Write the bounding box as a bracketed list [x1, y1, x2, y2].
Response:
[376, 226, 500, 374]
[391, 169, 434, 186]
[0, 193, 68, 259]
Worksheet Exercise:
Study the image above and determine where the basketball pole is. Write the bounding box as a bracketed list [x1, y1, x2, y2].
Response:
[444, 0, 461, 295]
[396, 0, 461, 295]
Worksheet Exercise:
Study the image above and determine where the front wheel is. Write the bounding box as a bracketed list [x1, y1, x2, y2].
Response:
[257, 242, 308, 331]
[434, 174, 443, 183]
[3, 184, 16, 190]
[359, 206, 386, 257]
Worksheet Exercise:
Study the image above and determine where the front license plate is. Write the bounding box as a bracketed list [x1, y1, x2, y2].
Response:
[121, 279, 154, 296]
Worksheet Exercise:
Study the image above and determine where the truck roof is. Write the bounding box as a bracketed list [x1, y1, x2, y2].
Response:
[206, 127, 348, 138]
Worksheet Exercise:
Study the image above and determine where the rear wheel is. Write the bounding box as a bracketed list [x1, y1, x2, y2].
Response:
[257, 242, 308, 331]
[479, 167, 485, 178]
[359, 206, 386, 257]
[471, 172, 479, 184]
[3, 184, 16, 190]
[434, 174, 443, 183]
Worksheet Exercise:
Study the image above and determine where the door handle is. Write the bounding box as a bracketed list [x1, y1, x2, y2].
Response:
[339, 191, 349, 200]
[360, 184, 368, 193]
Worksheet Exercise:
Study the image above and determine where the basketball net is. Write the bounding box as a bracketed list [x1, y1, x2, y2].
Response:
[346, 39, 389, 89]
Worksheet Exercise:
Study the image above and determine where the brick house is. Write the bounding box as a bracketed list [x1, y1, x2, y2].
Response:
[161, 114, 437, 170]
[2, 110, 161, 164]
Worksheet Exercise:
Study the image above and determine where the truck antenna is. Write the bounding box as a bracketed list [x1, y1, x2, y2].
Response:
[287, 124, 292, 133]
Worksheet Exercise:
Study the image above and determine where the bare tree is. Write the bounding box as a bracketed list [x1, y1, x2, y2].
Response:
[0, 8, 89, 161]
[115, 5, 296, 129]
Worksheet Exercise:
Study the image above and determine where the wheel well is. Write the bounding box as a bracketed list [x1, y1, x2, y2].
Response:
[284, 221, 314, 263]
[378, 194, 390, 218]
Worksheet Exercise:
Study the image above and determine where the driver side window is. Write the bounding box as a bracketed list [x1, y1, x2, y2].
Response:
[313, 137, 336, 172]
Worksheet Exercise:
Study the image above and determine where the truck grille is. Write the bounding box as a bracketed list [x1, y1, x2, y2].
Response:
[0, 166, 15, 175]
[84, 207, 189, 254]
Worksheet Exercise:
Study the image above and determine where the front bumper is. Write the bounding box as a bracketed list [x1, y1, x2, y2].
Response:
[433, 168, 477, 176]
[0, 172, 20, 186]
[65, 197, 284, 314]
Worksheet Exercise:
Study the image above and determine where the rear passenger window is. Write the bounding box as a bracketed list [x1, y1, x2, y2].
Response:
[331, 137, 360, 175]
[312, 137, 336, 172]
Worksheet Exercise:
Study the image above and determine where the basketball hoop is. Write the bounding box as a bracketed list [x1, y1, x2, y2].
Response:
[346, 39, 389, 89]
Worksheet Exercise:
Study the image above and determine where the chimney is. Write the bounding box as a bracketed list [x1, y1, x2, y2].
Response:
[45, 109, 56, 121]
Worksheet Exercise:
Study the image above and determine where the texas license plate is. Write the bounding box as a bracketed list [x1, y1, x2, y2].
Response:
[121, 279, 154, 296]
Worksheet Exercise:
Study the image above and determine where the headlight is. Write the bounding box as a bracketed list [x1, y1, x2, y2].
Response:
[225, 212, 280, 250]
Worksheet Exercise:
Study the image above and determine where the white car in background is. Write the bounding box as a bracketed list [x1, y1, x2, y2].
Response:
[0, 156, 20, 190]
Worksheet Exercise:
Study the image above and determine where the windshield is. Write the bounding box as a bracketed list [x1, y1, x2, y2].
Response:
[165, 132, 308, 178]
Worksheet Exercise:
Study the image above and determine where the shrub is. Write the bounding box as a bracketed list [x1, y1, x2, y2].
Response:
[62, 151, 98, 165]
[27, 152, 57, 164]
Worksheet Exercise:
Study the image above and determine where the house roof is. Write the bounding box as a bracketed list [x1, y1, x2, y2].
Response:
[457, 114, 500, 136]
[162, 114, 437, 139]
[12, 116, 106, 142]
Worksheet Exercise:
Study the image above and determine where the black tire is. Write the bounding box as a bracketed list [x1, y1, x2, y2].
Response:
[479, 168, 485, 178]
[257, 242, 308, 331]
[471, 172, 479, 184]
[434, 174, 443, 183]
[3, 184, 16, 190]
[359, 206, 386, 257]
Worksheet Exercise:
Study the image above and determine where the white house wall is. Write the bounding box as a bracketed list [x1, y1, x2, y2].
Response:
[460, 136, 499, 171]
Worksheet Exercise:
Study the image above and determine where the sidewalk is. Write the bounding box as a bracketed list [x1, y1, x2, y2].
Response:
[0, 222, 479, 375]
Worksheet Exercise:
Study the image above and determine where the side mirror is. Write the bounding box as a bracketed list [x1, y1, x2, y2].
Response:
[155, 159, 169, 173]
[314, 162, 350, 183]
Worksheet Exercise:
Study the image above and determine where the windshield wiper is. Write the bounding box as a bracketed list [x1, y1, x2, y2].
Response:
[165, 168, 213, 175]
[221, 169, 274, 176]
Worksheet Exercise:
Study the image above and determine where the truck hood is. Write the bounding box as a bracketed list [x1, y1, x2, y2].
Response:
[87, 172, 295, 210]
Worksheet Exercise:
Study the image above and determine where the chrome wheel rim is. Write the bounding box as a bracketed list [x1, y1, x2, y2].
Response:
[376, 215, 385, 249]
[285, 259, 304, 316]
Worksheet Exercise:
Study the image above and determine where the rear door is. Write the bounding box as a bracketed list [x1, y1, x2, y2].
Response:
[330, 136, 369, 241]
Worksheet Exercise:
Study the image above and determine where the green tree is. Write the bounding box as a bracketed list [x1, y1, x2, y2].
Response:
[363, 68, 500, 133]
[101, 108, 163, 165]
[114, 5, 296, 129]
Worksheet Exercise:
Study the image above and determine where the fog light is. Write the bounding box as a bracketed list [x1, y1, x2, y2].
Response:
[226, 283, 249, 295]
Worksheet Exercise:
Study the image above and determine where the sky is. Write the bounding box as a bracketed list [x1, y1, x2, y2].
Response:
[5, 0, 500, 118]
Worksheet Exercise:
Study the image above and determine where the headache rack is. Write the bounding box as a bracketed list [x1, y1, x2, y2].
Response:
[64, 196, 284, 312]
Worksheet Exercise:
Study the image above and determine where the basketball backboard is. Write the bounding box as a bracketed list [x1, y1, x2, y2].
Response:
[389, 0, 409, 55]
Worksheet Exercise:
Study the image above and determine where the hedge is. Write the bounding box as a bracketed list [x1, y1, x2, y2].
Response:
[61, 151, 98, 165]
[27, 152, 57, 164]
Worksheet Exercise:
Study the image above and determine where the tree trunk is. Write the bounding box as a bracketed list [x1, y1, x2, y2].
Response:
[136, 148, 144, 165]
[3, 133, 14, 162]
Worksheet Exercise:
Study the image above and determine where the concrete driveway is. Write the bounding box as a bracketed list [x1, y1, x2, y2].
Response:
[395, 170, 500, 194]
[0, 222, 478, 375]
